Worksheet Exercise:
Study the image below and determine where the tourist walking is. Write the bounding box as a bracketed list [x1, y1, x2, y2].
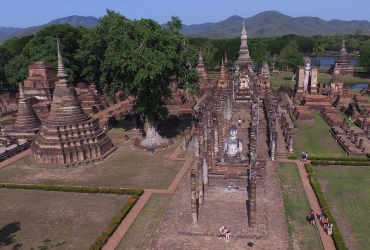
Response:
[224, 227, 231, 242]
[309, 209, 316, 225]
[218, 226, 226, 239]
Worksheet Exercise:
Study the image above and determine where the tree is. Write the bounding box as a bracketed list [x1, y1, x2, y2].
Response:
[360, 45, 370, 77]
[313, 41, 324, 67]
[4, 24, 86, 86]
[277, 41, 304, 79]
[0, 46, 15, 83]
[248, 38, 267, 70]
[77, 10, 199, 146]
[4, 55, 30, 86]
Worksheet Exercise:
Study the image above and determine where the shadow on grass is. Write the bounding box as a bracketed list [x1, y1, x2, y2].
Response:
[0, 221, 20, 246]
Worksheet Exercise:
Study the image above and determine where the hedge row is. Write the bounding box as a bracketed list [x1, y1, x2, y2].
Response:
[310, 160, 370, 166]
[89, 195, 140, 250]
[304, 163, 348, 250]
[287, 154, 297, 159]
[0, 183, 144, 196]
[0, 183, 144, 250]
[309, 156, 370, 161]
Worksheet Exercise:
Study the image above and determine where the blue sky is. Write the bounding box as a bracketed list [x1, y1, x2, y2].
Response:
[1, 0, 368, 28]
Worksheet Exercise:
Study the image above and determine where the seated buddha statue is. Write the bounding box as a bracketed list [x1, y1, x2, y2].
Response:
[218, 124, 247, 163]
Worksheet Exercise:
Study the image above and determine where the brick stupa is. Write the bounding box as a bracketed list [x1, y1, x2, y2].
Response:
[7, 83, 41, 139]
[31, 39, 115, 165]
[327, 40, 354, 75]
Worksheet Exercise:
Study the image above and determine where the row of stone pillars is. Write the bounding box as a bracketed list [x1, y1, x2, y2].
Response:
[190, 87, 233, 226]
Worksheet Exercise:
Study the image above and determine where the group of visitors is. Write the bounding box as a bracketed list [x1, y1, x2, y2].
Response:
[300, 152, 308, 162]
[218, 226, 231, 242]
[308, 207, 333, 235]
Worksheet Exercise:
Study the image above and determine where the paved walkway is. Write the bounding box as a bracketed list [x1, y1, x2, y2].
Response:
[103, 141, 193, 250]
[279, 159, 336, 250]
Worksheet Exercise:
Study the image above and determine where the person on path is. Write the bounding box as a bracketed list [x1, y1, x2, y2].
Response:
[323, 216, 329, 230]
[218, 226, 226, 239]
[320, 207, 326, 222]
[309, 209, 316, 225]
[224, 227, 231, 242]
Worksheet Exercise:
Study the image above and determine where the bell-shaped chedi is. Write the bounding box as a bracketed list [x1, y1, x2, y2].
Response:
[8, 83, 41, 139]
[31, 39, 115, 165]
[327, 40, 354, 75]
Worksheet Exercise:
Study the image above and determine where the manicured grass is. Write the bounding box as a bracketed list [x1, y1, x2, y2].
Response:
[270, 71, 370, 89]
[278, 162, 323, 250]
[0, 136, 183, 189]
[116, 193, 173, 250]
[314, 165, 370, 250]
[0, 189, 129, 249]
[294, 112, 346, 158]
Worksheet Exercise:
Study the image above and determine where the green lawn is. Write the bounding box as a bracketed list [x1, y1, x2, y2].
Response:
[116, 193, 173, 250]
[314, 165, 370, 250]
[294, 112, 346, 158]
[278, 162, 323, 250]
[270, 70, 370, 89]
[0, 135, 183, 189]
[0, 189, 129, 250]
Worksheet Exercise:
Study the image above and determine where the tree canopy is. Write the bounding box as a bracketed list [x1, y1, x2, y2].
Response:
[77, 10, 199, 122]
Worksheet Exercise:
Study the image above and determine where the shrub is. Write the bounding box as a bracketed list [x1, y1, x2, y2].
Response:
[89, 195, 140, 250]
[287, 154, 297, 159]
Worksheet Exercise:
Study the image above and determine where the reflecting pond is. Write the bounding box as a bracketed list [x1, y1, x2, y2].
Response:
[310, 56, 359, 69]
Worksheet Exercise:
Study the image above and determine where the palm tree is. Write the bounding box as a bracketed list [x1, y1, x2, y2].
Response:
[313, 42, 325, 67]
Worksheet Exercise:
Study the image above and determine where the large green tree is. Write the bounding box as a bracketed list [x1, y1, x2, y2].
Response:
[277, 41, 304, 78]
[360, 44, 370, 76]
[4, 24, 86, 85]
[77, 10, 199, 145]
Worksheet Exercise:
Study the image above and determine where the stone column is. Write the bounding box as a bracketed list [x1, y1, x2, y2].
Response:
[271, 132, 277, 161]
[354, 133, 358, 144]
[197, 162, 204, 205]
[350, 130, 354, 141]
[362, 118, 367, 130]
[182, 131, 187, 151]
[194, 132, 200, 157]
[198, 114, 205, 152]
[288, 134, 294, 153]
[249, 170, 256, 228]
[213, 124, 219, 155]
[191, 120, 196, 134]
[359, 138, 364, 149]
[216, 102, 223, 154]
[342, 118, 346, 128]
[190, 169, 198, 225]
[202, 152, 209, 189]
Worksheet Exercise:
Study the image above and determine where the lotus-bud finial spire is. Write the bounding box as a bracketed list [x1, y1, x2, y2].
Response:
[56, 38, 68, 79]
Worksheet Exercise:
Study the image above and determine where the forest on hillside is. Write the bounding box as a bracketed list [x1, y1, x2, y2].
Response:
[1, 17, 370, 90]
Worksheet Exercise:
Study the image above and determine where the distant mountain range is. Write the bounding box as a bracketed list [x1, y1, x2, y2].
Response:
[1, 11, 370, 42]
[0, 16, 98, 42]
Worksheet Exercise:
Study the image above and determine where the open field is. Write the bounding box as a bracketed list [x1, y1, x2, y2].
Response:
[294, 112, 346, 158]
[314, 165, 370, 250]
[0, 188, 130, 249]
[278, 162, 323, 250]
[0, 135, 183, 190]
[116, 193, 173, 250]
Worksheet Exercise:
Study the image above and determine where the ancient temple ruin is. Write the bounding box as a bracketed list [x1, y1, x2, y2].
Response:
[7, 83, 41, 139]
[23, 61, 58, 101]
[31, 40, 115, 165]
[328, 40, 354, 75]
[186, 22, 291, 230]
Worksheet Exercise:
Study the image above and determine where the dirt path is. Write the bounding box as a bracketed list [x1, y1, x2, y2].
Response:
[279, 159, 336, 250]
[102, 142, 193, 250]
